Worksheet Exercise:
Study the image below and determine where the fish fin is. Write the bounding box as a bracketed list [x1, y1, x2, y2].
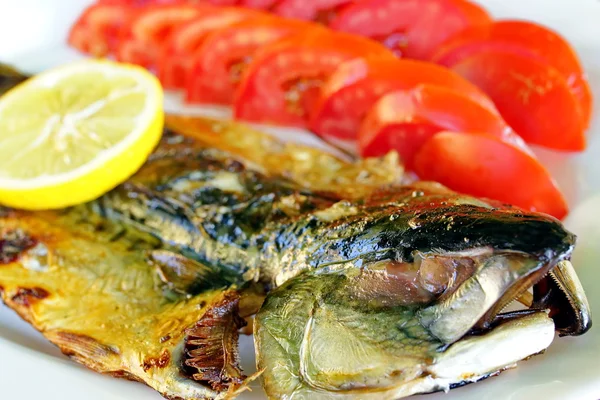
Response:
[183, 290, 248, 392]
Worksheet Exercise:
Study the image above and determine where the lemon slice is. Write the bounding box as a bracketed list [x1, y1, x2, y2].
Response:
[0, 60, 163, 210]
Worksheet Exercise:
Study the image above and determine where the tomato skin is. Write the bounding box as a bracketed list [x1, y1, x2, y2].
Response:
[330, 0, 491, 59]
[310, 58, 496, 143]
[234, 30, 396, 128]
[115, 4, 209, 68]
[273, 0, 355, 23]
[186, 17, 319, 104]
[413, 131, 568, 219]
[358, 85, 525, 167]
[99, 0, 278, 8]
[451, 52, 585, 151]
[448, 0, 490, 25]
[432, 27, 540, 67]
[97, 0, 183, 5]
[241, 0, 280, 9]
[158, 7, 265, 89]
[68, 4, 133, 57]
[433, 20, 593, 128]
[205, 0, 240, 5]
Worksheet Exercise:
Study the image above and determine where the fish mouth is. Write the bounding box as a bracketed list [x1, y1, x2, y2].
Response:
[380, 248, 593, 345]
[533, 261, 592, 336]
[419, 257, 591, 394]
[424, 310, 554, 393]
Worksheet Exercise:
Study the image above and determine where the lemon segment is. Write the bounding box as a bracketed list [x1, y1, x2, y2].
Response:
[0, 60, 164, 210]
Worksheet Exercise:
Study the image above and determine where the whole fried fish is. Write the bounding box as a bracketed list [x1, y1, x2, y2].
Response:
[0, 115, 592, 400]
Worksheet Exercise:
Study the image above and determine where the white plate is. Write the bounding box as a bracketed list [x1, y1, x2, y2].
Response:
[0, 0, 599, 399]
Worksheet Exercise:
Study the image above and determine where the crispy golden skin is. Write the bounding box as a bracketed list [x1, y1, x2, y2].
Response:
[0, 207, 226, 399]
[164, 115, 403, 200]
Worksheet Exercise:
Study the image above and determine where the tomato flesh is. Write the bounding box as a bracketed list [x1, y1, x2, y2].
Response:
[68, 4, 133, 56]
[358, 85, 522, 167]
[234, 30, 395, 128]
[274, 0, 355, 24]
[310, 58, 496, 144]
[451, 52, 585, 151]
[414, 131, 568, 219]
[433, 20, 593, 127]
[158, 7, 264, 89]
[186, 18, 318, 104]
[330, 0, 491, 59]
[116, 4, 208, 68]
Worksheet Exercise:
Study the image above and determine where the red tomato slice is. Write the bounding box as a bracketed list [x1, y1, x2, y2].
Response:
[413, 131, 568, 219]
[115, 4, 209, 68]
[187, 17, 319, 104]
[274, 0, 355, 24]
[241, 0, 279, 8]
[358, 85, 525, 168]
[158, 7, 265, 89]
[205, 0, 240, 5]
[449, 0, 491, 25]
[68, 4, 133, 57]
[432, 20, 593, 128]
[451, 52, 585, 151]
[234, 31, 396, 128]
[329, 0, 491, 59]
[310, 58, 496, 143]
[98, 0, 182, 5]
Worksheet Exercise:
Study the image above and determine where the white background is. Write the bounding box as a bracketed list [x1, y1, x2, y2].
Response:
[0, 0, 599, 399]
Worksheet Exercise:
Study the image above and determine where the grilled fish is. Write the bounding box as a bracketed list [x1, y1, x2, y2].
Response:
[0, 113, 592, 400]
[0, 115, 399, 399]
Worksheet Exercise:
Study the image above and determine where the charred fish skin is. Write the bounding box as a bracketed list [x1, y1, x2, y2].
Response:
[93, 133, 339, 286]
[93, 134, 576, 291]
[257, 184, 576, 286]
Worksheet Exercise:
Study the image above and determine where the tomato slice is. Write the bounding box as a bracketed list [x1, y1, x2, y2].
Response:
[205, 0, 240, 5]
[451, 52, 585, 151]
[241, 0, 280, 8]
[234, 30, 395, 128]
[115, 4, 209, 69]
[310, 58, 496, 144]
[358, 85, 525, 168]
[68, 4, 133, 57]
[413, 131, 568, 219]
[97, 0, 182, 5]
[329, 0, 491, 59]
[158, 7, 265, 89]
[186, 17, 319, 104]
[432, 20, 593, 128]
[273, 0, 355, 24]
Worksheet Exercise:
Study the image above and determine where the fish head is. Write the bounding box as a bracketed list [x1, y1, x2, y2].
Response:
[256, 268, 558, 399]
[256, 184, 592, 399]
[306, 183, 591, 339]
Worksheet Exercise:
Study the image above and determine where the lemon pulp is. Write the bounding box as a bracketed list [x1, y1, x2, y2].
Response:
[0, 60, 163, 210]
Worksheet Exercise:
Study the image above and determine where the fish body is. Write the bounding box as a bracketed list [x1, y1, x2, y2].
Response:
[0, 115, 592, 400]
[93, 122, 574, 291]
